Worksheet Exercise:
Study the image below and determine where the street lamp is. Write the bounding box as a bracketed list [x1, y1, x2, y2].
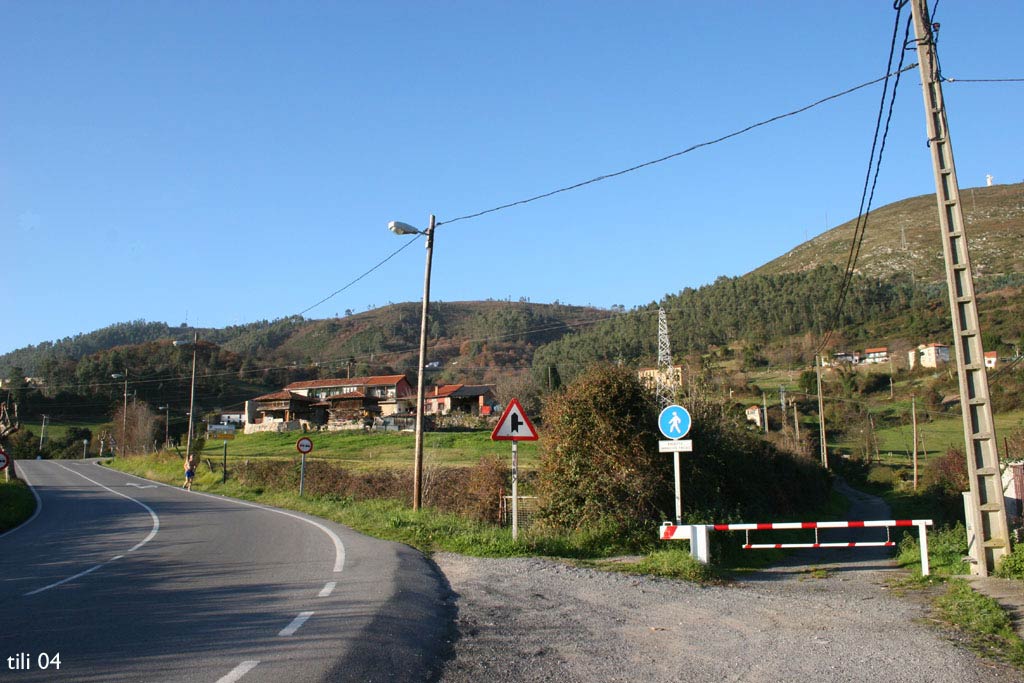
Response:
[111, 370, 128, 455]
[158, 405, 171, 448]
[174, 333, 199, 459]
[388, 214, 436, 511]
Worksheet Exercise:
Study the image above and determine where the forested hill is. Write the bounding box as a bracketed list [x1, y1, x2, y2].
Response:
[1, 302, 608, 381]
[530, 182, 1024, 387]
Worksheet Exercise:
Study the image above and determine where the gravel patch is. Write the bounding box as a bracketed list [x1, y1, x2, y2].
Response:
[433, 553, 1020, 682]
[434, 481, 1019, 682]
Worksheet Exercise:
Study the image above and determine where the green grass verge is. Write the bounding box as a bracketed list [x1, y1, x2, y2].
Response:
[104, 453, 847, 582]
[104, 454, 654, 562]
[196, 429, 539, 470]
[935, 579, 1024, 668]
[0, 478, 37, 533]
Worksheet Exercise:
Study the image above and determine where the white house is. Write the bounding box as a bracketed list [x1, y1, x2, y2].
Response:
[908, 343, 950, 369]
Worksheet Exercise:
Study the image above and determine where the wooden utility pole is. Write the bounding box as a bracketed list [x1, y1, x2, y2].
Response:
[816, 356, 829, 469]
[911, 396, 919, 491]
[793, 401, 800, 441]
[909, 0, 1010, 575]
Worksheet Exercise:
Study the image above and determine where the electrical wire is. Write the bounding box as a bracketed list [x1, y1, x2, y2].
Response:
[296, 235, 423, 317]
[817, 6, 911, 356]
[436, 64, 918, 228]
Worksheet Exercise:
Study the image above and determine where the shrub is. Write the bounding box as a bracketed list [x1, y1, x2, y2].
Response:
[995, 542, 1024, 579]
[537, 364, 663, 532]
[923, 447, 968, 496]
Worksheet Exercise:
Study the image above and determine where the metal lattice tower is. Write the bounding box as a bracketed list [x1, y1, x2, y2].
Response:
[910, 0, 1010, 575]
[656, 308, 675, 409]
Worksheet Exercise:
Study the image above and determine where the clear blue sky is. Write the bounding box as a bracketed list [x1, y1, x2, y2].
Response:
[3, 2, 1022, 354]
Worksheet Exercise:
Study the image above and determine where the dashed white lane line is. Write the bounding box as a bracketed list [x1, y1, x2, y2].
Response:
[279, 611, 314, 637]
[23, 463, 160, 597]
[318, 581, 336, 598]
[215, 660, 260, 683]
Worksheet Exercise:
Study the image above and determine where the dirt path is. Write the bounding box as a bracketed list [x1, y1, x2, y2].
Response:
[434, 482, 1021, 682]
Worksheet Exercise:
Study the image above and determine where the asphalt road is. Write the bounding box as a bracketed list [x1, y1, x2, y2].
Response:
[0, 459, 451, 683]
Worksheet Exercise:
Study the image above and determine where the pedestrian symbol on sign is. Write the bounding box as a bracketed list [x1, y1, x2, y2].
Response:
[658, 405, 691, 440]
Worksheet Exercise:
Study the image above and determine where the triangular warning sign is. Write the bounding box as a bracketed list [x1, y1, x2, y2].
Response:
[490, 398, 539, 441]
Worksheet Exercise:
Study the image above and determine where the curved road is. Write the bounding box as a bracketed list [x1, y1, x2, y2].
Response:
[0, 459, 450, 682]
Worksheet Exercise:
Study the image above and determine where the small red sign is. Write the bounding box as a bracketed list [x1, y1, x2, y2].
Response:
[296, 437, 314, 454]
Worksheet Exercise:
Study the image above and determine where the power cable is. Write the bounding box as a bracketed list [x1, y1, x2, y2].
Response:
[436, 64, 918, 228]
[817, 6, 911, 355]
[296, 235, 422, 317]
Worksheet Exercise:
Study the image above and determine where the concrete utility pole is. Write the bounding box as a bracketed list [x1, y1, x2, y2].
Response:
[816, 356, 829, 469]
[909, 0, 1010, 575]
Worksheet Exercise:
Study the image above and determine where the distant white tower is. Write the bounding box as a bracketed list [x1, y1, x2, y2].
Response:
[656, 308, 675, 409]
[986, 174, 994, 187]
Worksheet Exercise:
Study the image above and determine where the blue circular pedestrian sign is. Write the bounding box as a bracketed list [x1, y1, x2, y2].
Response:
[658, 405, 691, 440]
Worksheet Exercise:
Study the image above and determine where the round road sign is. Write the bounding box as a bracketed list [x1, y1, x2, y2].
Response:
[658, 405, 692, 440]
[0, 446, 8, 471]
[296, 437, 314, 455]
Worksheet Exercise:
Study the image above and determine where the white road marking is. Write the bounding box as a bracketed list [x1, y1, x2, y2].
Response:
[126, 483, 157, 489]
[0, 463, 44, 539]
[279, 611, 314, 636]
[22, 463, 161, 597]
[110, 465, 346, 573]
[25, 564, 104, 596]
[318, 581, 336, 597]
[215, 660, 260, 683]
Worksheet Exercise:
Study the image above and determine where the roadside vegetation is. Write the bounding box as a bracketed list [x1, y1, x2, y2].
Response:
[106, 365, 834, 582]
[935, 579, 1024, 667]
[0, 477, 36, 534]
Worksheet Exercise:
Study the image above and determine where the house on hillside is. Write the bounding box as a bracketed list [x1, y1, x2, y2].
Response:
[246, 391, 322, 433]
[908, 343, 950, 369]
[985, 351, 999, 369]
[244, 375, 417, 432]
[745, 405, 764, 428]
[861, 347, 889, 365]
[830, 351, 860, 366]
[425, 384, 498, 416]
[283, 375, 416, 429]
[637, 365, 684, 391]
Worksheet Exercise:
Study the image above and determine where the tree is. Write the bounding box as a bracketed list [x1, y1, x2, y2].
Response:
[112, 402, 159, 455]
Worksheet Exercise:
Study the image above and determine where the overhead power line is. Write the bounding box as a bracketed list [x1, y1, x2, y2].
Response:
[436, 64, 918, 228]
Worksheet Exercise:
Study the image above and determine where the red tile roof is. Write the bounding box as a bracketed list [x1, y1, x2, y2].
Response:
[253, 390, 318, 403]
[863, 347, 888, 354]
[284, 375, 408, 390]
[426, 384, 463, 399]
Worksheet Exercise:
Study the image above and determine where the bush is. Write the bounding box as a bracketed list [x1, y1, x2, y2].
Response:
[995, 542, 1024, 579]
[537, 364, 663, 532]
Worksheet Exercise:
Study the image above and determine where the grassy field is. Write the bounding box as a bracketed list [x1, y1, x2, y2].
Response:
[193, 429, 540, 470]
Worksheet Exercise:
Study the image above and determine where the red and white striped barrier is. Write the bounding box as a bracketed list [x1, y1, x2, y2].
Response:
[660, 519, 934, 575]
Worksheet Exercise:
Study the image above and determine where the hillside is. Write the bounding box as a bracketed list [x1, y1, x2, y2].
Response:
[754, 182, 1024, 282]
[530, 184, 1024, 385]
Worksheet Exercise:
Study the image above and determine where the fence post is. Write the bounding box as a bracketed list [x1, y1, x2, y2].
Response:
[918, 522, 930, 576]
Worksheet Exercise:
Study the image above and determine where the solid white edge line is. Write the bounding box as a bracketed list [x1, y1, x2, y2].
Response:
[318, 581, 336, 597]
[0, 461, 44, 539]
[102, 463, 346, 573]
[215, 660, 260, 683]
[279, 611, 314, 637]
[22, 462, 161, 597]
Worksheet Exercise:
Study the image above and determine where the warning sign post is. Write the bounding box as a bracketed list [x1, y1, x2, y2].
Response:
[491, 399, 538, 540]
